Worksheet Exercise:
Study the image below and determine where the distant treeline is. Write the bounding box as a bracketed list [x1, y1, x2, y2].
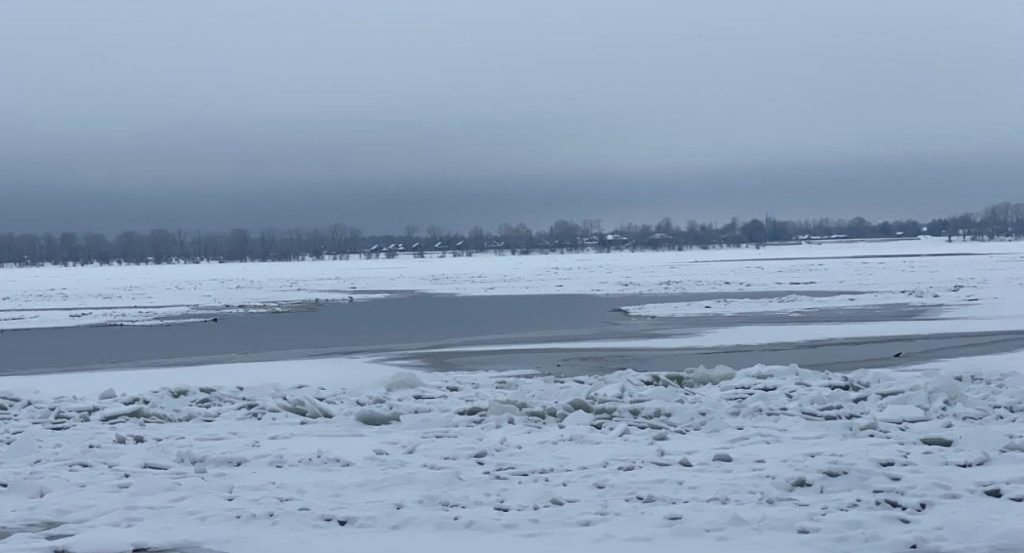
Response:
[1, 202, 1022, 266]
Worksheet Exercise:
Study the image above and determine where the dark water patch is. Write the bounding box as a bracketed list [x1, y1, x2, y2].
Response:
[0, 291, 861, 375]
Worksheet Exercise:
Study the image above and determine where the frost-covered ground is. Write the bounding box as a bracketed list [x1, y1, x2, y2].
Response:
[2, 237, 1024, 330]
[4, 239, 1024, 552]
[2, 358, 1024, 553]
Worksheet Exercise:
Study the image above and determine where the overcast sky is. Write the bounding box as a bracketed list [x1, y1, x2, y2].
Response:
[2, 1, 1022, 234]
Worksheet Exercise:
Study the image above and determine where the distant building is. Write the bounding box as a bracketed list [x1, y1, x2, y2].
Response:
[409, 242, 425, 258]
[647, 233, 673, 248]
[605, 234, 629, 248]
[363, 244, 383, 259]
[383, 243, 401, 259]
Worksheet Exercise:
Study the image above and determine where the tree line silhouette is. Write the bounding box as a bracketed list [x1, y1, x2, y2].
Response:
[1, 202, 1022, 266]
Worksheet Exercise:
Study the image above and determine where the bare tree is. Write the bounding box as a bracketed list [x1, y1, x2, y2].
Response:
[83, 232, 111, 264]
[149, 229, 175, 264]
[3, 201, 1020, 268]
[58, 232, 81, 265]
[467, 226, 486, 250]
[227, 228, 251, 261]
[581, 218, 603, 236]
[549, 220, 580, 248]
[655, 217, 675, 235]
[426, 225, 444, 242]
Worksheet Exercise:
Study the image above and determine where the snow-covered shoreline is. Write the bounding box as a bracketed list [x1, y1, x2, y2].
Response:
[619, 291, 933, 318]
[2, 237, 1023, 330]
[2, 358, 1023, 553]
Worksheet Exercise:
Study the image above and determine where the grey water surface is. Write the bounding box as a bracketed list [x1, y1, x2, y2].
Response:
[2, 291, 1022, 376]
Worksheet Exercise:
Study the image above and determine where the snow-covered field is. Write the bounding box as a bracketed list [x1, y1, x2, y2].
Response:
[4, 239, 1024, 552]
[3, 237, 1024, 331]
[2, 358, 1024, 553]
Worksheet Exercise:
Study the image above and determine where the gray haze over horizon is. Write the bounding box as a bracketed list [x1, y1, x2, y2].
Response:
[2, 1, 1022, 234]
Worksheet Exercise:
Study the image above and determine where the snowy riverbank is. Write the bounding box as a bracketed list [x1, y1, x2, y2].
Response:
[2, 237, 1023, 330]
[2, 358, 1023, 553]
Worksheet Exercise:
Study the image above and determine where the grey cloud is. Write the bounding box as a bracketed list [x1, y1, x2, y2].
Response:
[1, 0, 1022, 233]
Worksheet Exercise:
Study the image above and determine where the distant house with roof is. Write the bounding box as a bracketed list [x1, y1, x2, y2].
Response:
[605, 234, 629, 249]
[647, 233, 674, 249]
[363, 244, 382, 259]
